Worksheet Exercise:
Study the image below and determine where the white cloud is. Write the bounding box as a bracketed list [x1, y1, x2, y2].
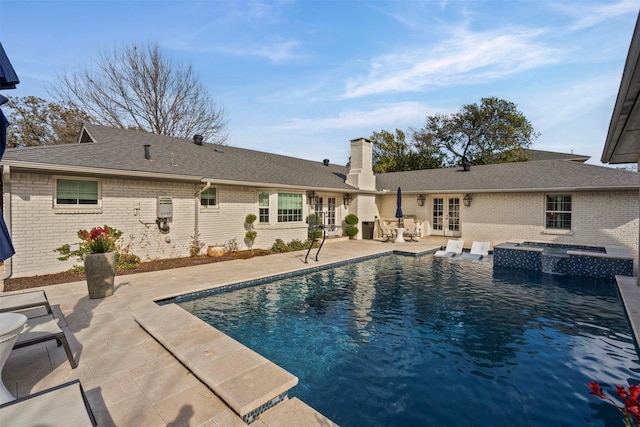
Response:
[561, 0, 638, 31]
[269, 102, 434, 132]
[343, 26, 561, 98]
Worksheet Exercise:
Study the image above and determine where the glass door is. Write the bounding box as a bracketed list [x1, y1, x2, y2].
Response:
[431, 196, 461, 237]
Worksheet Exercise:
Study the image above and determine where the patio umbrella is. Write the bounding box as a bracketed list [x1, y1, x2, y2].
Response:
[0, 42, 17, 261]
[0, 43, 20, 90]
[395, 187, 403, 226]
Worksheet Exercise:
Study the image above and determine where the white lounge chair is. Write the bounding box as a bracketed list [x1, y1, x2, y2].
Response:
[434, 239, 464, 257]
[402, 218, 419, 242]
[461, 241, 490, 260]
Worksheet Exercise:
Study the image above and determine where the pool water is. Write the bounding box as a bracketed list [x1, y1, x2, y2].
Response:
[177, 255, 640, 427]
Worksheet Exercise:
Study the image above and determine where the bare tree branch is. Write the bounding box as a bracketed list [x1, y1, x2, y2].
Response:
[50, 42, 228, 144]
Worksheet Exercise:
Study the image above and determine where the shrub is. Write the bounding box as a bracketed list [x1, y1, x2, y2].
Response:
[189, 233, 205, 257]
[225, 238, 239, 253]
[245, 213, 257, 226]
[272, 239, 289, 253]
[345, 214, 359, 225]
[345, 226, 359, 237]
[287, 239, 307, 251]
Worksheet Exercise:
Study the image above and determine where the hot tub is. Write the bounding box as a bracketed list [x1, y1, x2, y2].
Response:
[493, 241, 633, 279]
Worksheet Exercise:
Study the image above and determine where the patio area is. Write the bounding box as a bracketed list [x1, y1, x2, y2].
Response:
[1, 238, 452, 426]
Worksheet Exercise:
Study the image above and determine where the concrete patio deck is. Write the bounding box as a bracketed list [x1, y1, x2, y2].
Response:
[1, 237, 449, 426]
[2, 236, 638, 426]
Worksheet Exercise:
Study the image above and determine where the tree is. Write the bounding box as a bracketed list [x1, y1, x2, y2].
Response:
[412, 97, 538, 167]
[51, 42, 228, 144]
[5, 96, 91, 148]
[371, 129, 442, 173]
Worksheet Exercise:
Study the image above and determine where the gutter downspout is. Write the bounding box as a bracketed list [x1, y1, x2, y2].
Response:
[195, 181, 212, 246]
[2, 165, 12, 280]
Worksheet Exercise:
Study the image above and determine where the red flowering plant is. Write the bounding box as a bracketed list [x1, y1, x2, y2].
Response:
[56, 225, 123, 262]
[589, 382, 640, 427]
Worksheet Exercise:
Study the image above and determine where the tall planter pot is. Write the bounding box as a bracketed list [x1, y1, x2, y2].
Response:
[84, 252, 117, 299]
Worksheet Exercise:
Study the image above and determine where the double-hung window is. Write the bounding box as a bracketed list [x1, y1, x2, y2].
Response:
[55, 178, 99, 206]
[546, 194, 572, 230]
[277, 193, 302, 222]
[259, 192, 270, 223]
[200, 188, 217, 207]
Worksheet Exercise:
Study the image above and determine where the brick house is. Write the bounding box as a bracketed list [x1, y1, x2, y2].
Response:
[1, 123, 637, 278]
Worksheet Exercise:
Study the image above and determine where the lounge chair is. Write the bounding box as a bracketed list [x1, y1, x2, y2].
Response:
[0, 290, 52, 318]
[14, 315, 77, 369]
[377, 219, 395, 242]
[461, 241, 491, 260]
[402, 218, 419, 242]
[0, 379, 96, 426]
[434, 239, 465, 257]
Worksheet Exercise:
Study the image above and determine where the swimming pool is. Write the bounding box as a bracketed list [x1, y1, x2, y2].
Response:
[177, 255, 639, 427]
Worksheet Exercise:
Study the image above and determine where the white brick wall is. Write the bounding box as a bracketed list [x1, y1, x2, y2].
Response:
[7, 174, 318, 277]
[461, 191, 638, 254]
[376, 191, 638, 255]
[6, 171, 638, 278]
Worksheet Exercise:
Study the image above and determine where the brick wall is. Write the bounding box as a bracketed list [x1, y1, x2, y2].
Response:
[6, 174, 322, 277]
[461, 191, 638, 254]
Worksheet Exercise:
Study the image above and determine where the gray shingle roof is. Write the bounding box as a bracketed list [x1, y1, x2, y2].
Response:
[375, 160, 639, 193]
[2, 123, 352, 190]
[522, 148, 590, 162]
[2, 124, 637, 194]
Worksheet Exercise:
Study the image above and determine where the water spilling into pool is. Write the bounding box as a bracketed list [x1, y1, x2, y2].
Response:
[177, 255, 639, 427]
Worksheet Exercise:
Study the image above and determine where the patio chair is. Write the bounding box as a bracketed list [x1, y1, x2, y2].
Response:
[0, 290, 52, 318]
[402, 218, 419, 242]
[0, 379, 96, 426]
[13, 314, 77, 369]
[461, 241, 490, 260]
[377, 219, 395, 242]
[434, 239, 465, 257]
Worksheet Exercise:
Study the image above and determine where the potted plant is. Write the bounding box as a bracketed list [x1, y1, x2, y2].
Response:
[344, 214, 359, 239]
[55, 225, 122, 299]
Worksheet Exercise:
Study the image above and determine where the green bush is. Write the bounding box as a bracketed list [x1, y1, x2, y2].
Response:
[287, 239, 307, 251]
[272, 239, 289, 253]
[245, 213, 257, 225]
[345, 226, 359, 237]
[245, 230, 257, 241]
[308, 230, 323, 239]
[272, 238, 317, 252]
[345, 214, 359, 225]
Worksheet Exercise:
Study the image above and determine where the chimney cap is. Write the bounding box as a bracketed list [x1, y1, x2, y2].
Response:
[193, 134, 204, 145]
[323, 159, 330, 166]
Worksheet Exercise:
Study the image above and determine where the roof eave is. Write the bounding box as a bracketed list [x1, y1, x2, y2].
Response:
[602, 12, 640, 164]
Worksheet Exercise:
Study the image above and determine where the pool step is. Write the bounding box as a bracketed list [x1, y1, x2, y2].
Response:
[134, 304, 300, 423]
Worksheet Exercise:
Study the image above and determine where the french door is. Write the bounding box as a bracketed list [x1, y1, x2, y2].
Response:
[431, 196, 461, 237]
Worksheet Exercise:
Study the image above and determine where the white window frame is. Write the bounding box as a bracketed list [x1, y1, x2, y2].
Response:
[200, 187, 218, 209]
[54, 177, 102, 211]
[258, 191, 270, 224]
[545, 194, 572, 231]
[277, 192, 303, 223]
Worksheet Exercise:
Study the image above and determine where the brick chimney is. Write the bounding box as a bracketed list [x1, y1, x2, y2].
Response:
[346, 137, 376, 191]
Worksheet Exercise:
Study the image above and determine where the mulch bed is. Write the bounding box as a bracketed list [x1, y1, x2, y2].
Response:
[3, 249, 274, 292]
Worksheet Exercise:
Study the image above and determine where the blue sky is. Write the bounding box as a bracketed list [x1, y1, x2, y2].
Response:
[1, 0, 638, 166]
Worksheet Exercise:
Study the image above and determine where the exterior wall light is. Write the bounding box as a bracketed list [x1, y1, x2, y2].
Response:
[343, 193, 352, 207]
[308, 191, 318, 205]
[417, 194, 426, 206]
[463, 193, 473, 207]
